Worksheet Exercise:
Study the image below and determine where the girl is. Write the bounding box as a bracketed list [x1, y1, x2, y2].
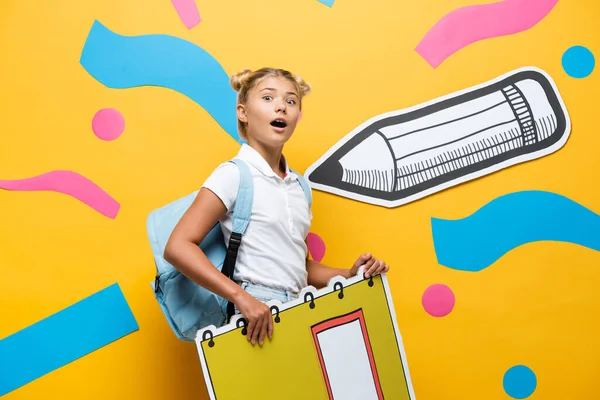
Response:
[164, 67, 389, 347]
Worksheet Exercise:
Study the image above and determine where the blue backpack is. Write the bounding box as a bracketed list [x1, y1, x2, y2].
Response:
[147, 158, 312, 342]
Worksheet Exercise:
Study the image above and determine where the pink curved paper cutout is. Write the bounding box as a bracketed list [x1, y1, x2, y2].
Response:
[307, 232, 326, 262]
[0, 170, 120, 219]
[415, 0, 559, 68]
[170, 0, 201, 29]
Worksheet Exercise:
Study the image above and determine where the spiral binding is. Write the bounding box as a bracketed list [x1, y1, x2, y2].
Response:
[202, 330, 215, 348]
[199, 271, 378, 347]
[304, 292, 316, 309]
[236, 317, 247, 336]
[334, 282, 344, 299]
[270, 305, 281, 323]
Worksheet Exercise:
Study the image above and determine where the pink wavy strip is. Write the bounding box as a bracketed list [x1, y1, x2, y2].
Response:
[416, 0, 559, 68]
[0, 170, 120, 219]
[170, 0, 201, 29]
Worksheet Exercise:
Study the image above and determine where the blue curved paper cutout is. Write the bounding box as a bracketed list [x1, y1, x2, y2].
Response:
[80, 20, 241, 143]
[431, 190, 600, 272]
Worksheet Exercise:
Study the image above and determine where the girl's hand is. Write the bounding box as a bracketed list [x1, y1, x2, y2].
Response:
[350, 253, 390, 278]
[234, 291, 274, 346]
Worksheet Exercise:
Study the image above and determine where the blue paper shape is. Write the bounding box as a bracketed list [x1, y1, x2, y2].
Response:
[562, 45, 595, 79]
[80, 20, 241, 143]
[0, 283, 138, 396]
[503, 365, 537, 399]
[318, 0, 335, 6]
[431, 190, 600, 272]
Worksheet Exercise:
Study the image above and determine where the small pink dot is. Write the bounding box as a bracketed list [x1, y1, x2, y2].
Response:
[92, 108, 125, 141]
[422, 284, 455, 317]
[307, 232, 326, 262]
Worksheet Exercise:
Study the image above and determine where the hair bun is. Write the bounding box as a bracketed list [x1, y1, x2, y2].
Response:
[230, 69, 253, 92]
[294, 75, 312, 97]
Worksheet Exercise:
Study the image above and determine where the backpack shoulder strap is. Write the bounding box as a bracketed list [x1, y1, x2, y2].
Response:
[222, 158, 254, 321]
[290, 168, 312, 208]
[228, 158, 254, 235]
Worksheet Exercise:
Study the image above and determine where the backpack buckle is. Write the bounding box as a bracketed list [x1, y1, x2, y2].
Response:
[228, 232, 242, 251]
[154, 274, 160, 293]
[222, 232, 243, 279]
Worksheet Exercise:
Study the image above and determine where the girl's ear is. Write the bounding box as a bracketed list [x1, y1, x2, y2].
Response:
[236, 103, 247, 123]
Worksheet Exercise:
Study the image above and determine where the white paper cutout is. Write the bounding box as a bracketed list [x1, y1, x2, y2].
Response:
[305, 66, 571, 208]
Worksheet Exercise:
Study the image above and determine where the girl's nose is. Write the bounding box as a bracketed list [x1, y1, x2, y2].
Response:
[275, 101, 287, 113]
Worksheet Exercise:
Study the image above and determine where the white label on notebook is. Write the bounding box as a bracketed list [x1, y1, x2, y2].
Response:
[316, 319, 379, 400]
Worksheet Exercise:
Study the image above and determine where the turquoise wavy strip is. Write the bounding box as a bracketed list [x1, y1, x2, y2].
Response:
[80, 20, 240, 143]
[431, 190, 600, 272]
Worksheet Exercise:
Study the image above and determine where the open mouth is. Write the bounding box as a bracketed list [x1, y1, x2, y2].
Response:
[270, 119, 287, 129]
[304, 67, 571, 208]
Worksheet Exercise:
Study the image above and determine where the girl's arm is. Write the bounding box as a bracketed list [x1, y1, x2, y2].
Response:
[164, 188, 243, 303]
[306, 245, 389, 289]
[164, 188, 274, 346]
[306, 259, 353, 288]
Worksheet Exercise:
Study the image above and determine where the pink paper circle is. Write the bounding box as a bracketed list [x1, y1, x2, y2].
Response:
[307, 232, 326, 262]
[422, 284, 455, 317]
[92, 108, 125, 141]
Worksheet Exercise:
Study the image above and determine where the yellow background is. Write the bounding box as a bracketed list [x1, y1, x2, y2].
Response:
[200, 276, 410, 400]
[0, 0, 599, 399]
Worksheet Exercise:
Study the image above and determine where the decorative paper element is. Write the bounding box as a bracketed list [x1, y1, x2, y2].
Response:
[431, 190, 600, 272]
[195, 267, 415, 400]
[317, 0, 335, 7]
[421, 284, 455, 317]
[307, 232, 326, 262]
[170, 0, 201, 29]
[415, 0, 559, 68]
[0, 283, 138, 396]
[0, 170, 120, 219]
[80, 20, 240, 143]
[503, 365, 537, 399]
[92, 108, 125, 141]
[562, 45, 595, 78]
[312, 309, 384, 400]
[305, 67, 570, 208]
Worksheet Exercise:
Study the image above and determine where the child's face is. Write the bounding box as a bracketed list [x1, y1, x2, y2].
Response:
[238, 76, 301, 148]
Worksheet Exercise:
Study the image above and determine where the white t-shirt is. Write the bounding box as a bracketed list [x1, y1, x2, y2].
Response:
[201, 144, 312, 293]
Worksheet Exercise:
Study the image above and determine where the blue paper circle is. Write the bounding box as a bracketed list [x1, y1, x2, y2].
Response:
[503, 365, 537, 399]
[562, 46, 595, 78]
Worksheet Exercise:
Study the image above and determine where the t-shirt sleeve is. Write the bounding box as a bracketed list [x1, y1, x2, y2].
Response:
[201, 162, 240, 212]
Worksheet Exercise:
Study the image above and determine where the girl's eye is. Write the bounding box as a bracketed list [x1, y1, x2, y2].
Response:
[287, 99, 296, 105]
[263, 95, 272, 101]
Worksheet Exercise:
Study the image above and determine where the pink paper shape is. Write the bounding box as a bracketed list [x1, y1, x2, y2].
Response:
[422, 284, 455, 317]
[92, 108, 125, 141]
[307, 232, 326, 262]
[415, 0, 559, 68]
[170, 0, 201, 29]
[0, 170, 120, 219]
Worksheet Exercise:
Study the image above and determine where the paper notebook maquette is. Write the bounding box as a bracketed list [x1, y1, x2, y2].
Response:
[193, 266, 416, 400]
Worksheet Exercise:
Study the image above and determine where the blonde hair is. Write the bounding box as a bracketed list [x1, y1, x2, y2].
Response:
[230, 67, 311, 139]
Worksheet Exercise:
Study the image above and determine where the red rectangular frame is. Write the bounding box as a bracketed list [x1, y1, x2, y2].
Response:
[311, 309, 384, 400]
